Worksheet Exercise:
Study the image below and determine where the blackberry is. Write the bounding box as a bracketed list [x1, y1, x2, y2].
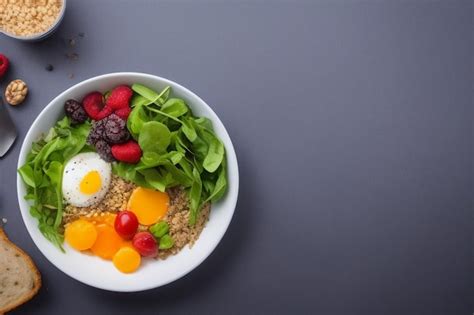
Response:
[87, 119, 106, 146]
[103, 113, 130, 144]
[95, 140, 114, 162]
[64, 99, 87, 124]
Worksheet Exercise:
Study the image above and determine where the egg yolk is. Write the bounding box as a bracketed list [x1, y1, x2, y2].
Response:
[127, 187, 169, 225]
[113, 247, 141, 273]
[79, 171, 102, 195]
[65, 219, 98, 251]
[91, 224, 125, 259]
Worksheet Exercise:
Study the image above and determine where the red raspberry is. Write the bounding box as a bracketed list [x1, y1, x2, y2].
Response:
[106, 85, 133, 110]
[111, 140, 142, 164]
[0, 54, 10, 79]
[82, 92, 112, 120]
[114, 107, 131, 120]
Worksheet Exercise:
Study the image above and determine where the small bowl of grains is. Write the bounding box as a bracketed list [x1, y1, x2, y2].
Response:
[0, 0, 66, 41]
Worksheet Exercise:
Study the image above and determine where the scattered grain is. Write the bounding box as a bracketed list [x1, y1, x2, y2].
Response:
[156, 186, 210, 260]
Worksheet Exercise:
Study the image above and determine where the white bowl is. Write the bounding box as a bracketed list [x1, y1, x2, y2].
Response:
[16, 73, 239, 292]
[1, 0, 67, 41]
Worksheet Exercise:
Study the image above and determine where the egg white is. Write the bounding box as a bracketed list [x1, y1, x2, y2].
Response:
[62, 152, 112, 207]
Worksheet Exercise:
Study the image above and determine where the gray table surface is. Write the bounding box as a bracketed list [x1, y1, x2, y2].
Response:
[0, 1, 472, 314]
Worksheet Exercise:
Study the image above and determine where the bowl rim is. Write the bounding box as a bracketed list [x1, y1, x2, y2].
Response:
[16, 72, 239, 291]
[1, 0, 67, 41]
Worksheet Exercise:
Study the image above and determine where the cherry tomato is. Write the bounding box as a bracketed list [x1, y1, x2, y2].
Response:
[114, 210, 139, 239]
[132, 232, 158, 257]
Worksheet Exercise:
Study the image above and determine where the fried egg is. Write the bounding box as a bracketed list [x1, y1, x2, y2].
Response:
[62, 152, 111, 207]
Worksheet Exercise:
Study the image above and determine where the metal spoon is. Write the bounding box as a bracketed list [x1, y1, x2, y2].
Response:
[0, 99, 17, 157]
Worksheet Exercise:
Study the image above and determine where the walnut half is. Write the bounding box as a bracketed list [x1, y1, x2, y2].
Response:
[5, 79, 28, 106]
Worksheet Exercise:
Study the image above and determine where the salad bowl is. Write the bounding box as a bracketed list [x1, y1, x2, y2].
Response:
[17, 72, 239, 292]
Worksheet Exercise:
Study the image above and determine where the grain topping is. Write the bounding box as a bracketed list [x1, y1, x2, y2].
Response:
[0, 0, 63, 37]
[63, 175, 135, 224]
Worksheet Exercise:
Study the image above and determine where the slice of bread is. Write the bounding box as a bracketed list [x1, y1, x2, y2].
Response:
[0, 228, 41, 314]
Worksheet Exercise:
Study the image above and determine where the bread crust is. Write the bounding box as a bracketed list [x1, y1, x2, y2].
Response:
[0, 228, 41, 314]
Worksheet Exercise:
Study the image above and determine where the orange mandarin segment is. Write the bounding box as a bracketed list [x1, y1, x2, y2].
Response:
[65, 219, 98, 251]
[101, 212, 117, 226]
[91, 224, 125, 260]
[121, 241, 133, 249]
[82, 213, 117, 226]
[113, 247, 141, 273]
[127, 187, 169, 225]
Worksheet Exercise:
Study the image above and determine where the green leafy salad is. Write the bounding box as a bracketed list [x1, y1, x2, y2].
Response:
[19, 83, 228, 251]
[18, 117, 91, 248]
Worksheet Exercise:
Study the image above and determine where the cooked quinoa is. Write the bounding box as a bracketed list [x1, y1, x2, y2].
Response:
[63, 174, 135, 224]
[157, 186, 210, 260]
[62, 176, 210, 259]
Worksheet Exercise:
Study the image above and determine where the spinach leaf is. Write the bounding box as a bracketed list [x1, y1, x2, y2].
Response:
[141, 151, 161, 166]
[163, 163, 193, 187]
[127, 104, 148, 138]
[18, 164, 35, 187]
[18, 118, 91, 251]
[157, 86, 171, 104]
[194, 117, 213, 131]
[146, 107, 182, 123]
[44, 161, 64, 227]
[130, 94, 148, 107]
[161, 98, 188, 118]
[132, 84, 170, 106]
[202, 132, 224, 173]
[188, 168, 202, 225]
[132, 83, 160, 103]
[206, 162, 227, 203]
[191, 133, 209, 162]
[112, 84, 229, 227]
[181, 118, 197, 142]
[139, 168, 167, 192]
[169, 151, 184, 165]
[138, 121, 171, 154]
